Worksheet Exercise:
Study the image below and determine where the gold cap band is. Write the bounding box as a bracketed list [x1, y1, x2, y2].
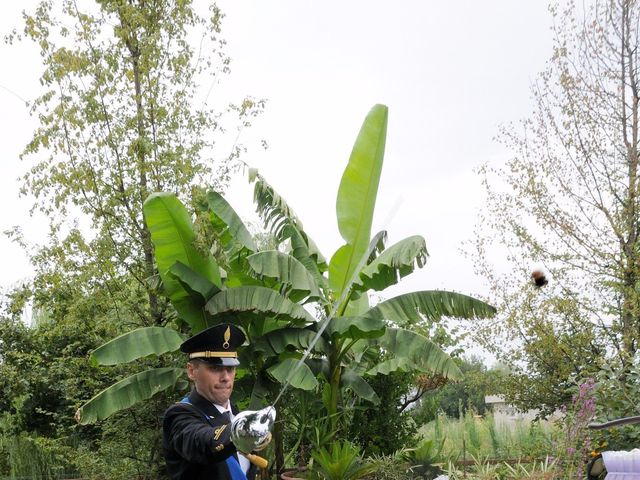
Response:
[189, 351, 238, 359]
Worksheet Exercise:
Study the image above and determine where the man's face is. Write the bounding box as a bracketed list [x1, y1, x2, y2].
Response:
[187, 361, 236, 406]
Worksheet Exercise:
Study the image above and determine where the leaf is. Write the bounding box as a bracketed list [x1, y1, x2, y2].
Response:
[75, 368, 184, 424]
[368, 328, 462, 380]
[207, 190, 257, 254]
[168, 261, 220, 305]
[363, 290, 496, 326]
[281, 224, 328, 286]
[341, 367, 380, 404]
[267, 358, 318, 391]
[205, 286, 317, 325]
[252, 173, 305, 240]
[355, 235, 428, 291]
[251, 327, 328, 356]
[90, 327, 184, 366]
[306, 358, 331, 380]
[365, 230, 388, 263]
[324, 315, 386, 341]
[251, 174, 328, 275]
[143, 192, 221, 332]
[329, 104, 388, 298]
[248, 373, 273, 410]
[247, 250, 322, 301]
[366, 357, 413, 375]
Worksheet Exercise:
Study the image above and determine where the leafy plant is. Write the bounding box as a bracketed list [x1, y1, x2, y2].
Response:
[419, 411, 554, 463]
[592, 362, 640, 451]
[552, 378, 597, 479]
[303, 441, 376, 480]
[403, 438, 446, 479]
[348, 368, 419, 455]
[501, 457, 556, 479]
[367, 448, 415, 480]
[75, 105, 496, 477]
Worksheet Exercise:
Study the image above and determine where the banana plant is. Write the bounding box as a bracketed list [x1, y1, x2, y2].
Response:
[195, 104, 496, 430]
[76, 104, 496, 433]
[75, 189, 323, 424]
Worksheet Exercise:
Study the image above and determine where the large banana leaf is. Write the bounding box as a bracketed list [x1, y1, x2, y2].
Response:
[205, 286, 317, 325]
[207, 190, 257, 254]
[364, 230, 388, 264]
[282, 224, 328, 287]
[306, 358, 331, 380]
[267, 358, 318, 391]
[368, 328, 462, 380]
[251, 173, 302, 238]
[90, 327, 184, 366]
[323, 315, 386, 341]
[168, 261, 220, 305]
[76, 367, 184, 424]
[329, 104, 388, 298]
[328, 231, 386, 317]
[251, 327, 328, 356]
[355, 236, 428, 292]
[247, 250, 322, 301]
[144, 192, 221, 332]
[248, 373, 273, 410]
[251, 174, 327, 272]
[363, 290, 496, 326]
[341, 367, 380, 404]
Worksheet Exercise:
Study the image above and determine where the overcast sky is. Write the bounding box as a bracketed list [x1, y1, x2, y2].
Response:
[0, 1, 554, 305]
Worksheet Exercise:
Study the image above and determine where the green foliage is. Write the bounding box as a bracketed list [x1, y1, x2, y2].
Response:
[551, 379, 597, 479]
[0, 308, 170, 479]
[419, 412, 554, 463]
[76, 367, 184, 425]
[304, 441, 376, 480]
[247, 105, 493, 435]
[0, 433, 74, 479]
[411, 357, 506, 424]
[329, 105, 387, 300]
[144, 192, 222, 332]
[191, 105, 494, 470]
[268, 358, 319, 391]
[443, 456, 557, 480]
[348, 370, 419, 456]
[4, 0, 264, 476]
[275, 388, 339, 468]
[403, 439, 447, 479]
[367, 449, 416, 480]
[591, 362, 640, 451]
[367, 328, 463, 379]
[90, 326, 184, 366]
[73, 396, 171, 480]
[72, 102, 496, 476]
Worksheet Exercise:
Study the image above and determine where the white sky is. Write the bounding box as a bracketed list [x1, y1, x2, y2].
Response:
[0, 1, 554, 303]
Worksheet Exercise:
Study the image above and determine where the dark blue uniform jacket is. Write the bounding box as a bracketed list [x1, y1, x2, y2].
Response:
[162, 390, 258, 480]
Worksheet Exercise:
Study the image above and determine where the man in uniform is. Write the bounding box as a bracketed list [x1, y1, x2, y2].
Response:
[162, 323, 269, 480]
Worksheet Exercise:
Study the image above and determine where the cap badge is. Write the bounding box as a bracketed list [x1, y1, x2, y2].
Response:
[223, 326, 231, 349]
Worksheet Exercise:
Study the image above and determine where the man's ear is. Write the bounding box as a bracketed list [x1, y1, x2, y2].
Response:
[186, 361, 197, 381]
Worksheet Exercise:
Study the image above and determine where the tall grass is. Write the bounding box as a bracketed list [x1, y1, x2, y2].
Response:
[419, 410, 554, 463]
[0, 434, 70, 479]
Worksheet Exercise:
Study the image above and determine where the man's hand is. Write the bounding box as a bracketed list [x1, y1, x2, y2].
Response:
[252, 432, 271, 452]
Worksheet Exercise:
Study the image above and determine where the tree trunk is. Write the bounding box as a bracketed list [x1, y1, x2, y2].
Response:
[127, 23, 161, 325]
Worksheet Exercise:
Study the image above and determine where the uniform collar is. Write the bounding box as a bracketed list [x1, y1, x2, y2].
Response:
[187, 389, 238, 417]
